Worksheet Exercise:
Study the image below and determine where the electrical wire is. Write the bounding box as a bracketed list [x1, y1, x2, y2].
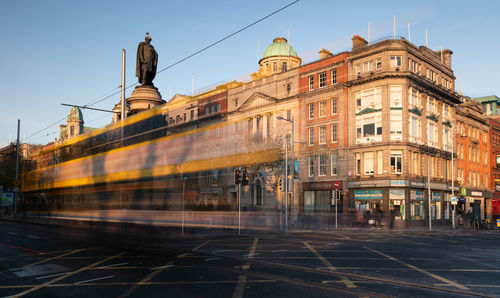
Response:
[24, 0, 300, 142]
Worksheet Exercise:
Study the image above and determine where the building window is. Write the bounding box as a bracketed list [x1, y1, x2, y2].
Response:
[319, 155, 327, 176]
[355, 153, 361, 175]
[309, 127, 314, 146]
[282, 62, 287, 72]
[308, 75, 314, 90]
[391, 150, 403, 174]
[205, 106, 209, 114]
[363, 61, 373, 73]
[428, 69, 436, 82]
[364, 152, 374, 175]
[391, 111, 402, 140]
[355, 64, 360, 75]
[331, 69, 337, 84]
[190, 110, 194, 119]
[410, 60, 418, 72]
[377, 150, 383, 175]
[409, 87, 419, 107]
[273, 62, 277, 71]
[309, 156, 315, 177]
[331, 123, 337, 143]
[309, 103, 314, 119]
[319, 125, 326, 144]
[428, 97, 435, 113]
[70, 126, 74, 136]
[428, 122, 436, 144]
[376, 58, 382, 70]
[319, 101, 326, 117]
[390, 85, 402, 107]
[409, 116, 421, 141]
[331, 97, 337, 115]
[234, 98, 238, 107]
[331, 152, 337, 175]
[319, 72, 326, 88]
[390, 56, 402, 67]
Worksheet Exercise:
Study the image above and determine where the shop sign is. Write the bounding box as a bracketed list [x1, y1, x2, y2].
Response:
[409, 181, 425, 188]
[390, 189, 405, 200]
[451, 196, 458, 205]
[432, 192, 441, 201]
[347, 180, 390, 188]
[410, 190, 424, 200]
[429, 183, 448, 190]
[393, 200, 401, 205]
[390, 180, 407, 187]
[496, 183, 500, 192]
[354, 189, 383, 200]
[461, 187, 467, 196]
[308, 182, 334, 190]
[200, 188, 222, 194]
[471, 191, 483, 197]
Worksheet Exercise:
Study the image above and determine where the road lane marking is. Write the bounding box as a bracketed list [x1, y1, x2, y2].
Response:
[204, 258, 222, 261]
[0, 279, 277, 290]
[26, 235, 40, 239]
[74, 275, 114, 284]
[26, 248, 85, 267]
[364, 246, 469, 290]
[149, 265, 174, 270]
[97, 262, 128, 268]
[12, 251, 126, 297]
[119, 251, 184, 298]
[232, 238, 259, 298]
[35, 272, 71, 280]
[192, 240, 210, 251]
[8, 232, 17, 235]
[304, 242, 356, 288]
[271, 249, 287, 253]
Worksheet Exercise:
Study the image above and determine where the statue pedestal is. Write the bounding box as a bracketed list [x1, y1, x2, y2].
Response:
[126, 85, 165, 116]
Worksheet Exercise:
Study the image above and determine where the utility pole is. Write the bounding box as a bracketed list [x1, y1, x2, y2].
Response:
[451, 123, 456, 229]
[14, 119, 20, 216]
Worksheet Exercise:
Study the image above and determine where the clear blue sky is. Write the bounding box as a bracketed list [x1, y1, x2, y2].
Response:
[1, 0, 499, 146]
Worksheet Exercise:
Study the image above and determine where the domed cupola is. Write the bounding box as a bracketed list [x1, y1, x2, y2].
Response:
[251, 37, 301, 80]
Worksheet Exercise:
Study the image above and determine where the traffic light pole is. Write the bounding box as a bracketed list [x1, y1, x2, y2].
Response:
[238, 183, 241, 235]
[335, 189, 338, 230]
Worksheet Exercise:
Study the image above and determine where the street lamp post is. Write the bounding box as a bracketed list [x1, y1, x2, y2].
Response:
[451, 123, 456, 229]
[277, 115, 294, 230]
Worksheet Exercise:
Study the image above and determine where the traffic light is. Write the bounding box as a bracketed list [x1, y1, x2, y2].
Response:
[242, 168, 249, 185]
[278, 178, 283, 191]
[234, 169, 241, 184]
[331, 190, 336, 206]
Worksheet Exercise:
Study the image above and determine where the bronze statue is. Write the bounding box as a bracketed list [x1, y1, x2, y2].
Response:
[136, 33, 158, 86]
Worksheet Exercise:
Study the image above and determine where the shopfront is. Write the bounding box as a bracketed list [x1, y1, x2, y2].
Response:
[302, 181, 343, 214]
[389, 189, 405, 220]
[410, 190, 424, 220]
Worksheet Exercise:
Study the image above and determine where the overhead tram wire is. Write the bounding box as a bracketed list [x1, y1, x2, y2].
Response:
[155, 0, 300, 75]
[24, 0, 300, 142]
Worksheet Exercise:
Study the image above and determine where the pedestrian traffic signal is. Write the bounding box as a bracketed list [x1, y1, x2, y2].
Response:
[234, 169, 241, 184]
[242, 168, 249, 185]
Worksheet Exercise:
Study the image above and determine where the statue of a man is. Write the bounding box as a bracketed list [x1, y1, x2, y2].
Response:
[136, 34, 158, 86]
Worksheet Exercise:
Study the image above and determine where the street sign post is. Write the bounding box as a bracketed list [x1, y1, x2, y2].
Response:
[451, 196, 458, 205]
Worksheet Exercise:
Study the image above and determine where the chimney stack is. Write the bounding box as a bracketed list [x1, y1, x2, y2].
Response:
[319, 48, 333, 60]
[352, 35, 368, 49]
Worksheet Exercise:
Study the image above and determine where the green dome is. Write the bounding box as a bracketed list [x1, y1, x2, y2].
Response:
[69, 106, 84, 121]
[261, 37, 298, 61]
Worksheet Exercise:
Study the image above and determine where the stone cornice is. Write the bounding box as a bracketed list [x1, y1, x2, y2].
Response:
[297, 83, 346, 98]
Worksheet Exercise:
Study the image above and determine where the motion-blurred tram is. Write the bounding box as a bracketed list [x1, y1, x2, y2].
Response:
[22, 103, 284, 230]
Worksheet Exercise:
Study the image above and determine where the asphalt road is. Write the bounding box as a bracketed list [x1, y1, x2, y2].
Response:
[1, 219, 500, 297]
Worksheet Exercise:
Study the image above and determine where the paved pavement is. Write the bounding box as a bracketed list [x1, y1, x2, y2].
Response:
[1, 217, 500, 297]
